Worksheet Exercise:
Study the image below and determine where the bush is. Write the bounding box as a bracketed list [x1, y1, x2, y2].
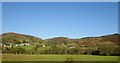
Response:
[91, 50, 101, 55]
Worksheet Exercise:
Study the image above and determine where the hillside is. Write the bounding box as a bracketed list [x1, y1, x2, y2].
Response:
[1, 32, 119, 56]
[76, 34, 119, 45]
[46, 34, 119, 46]
[2, 32, 43, 44]
[1, 32, 119, 45]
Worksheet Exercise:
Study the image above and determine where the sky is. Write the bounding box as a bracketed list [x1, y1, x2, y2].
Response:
[2, 2, 118, 39]
[0, 2, 2, 34]
[2, 0, 120, 2]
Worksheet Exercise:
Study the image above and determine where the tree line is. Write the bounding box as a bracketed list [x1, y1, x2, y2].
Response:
[2, 45, 119, 56]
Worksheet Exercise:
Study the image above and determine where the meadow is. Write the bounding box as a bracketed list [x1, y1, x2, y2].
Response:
[2, 54, 118, 61]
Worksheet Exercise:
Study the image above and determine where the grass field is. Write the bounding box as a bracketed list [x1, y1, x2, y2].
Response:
[2, 54, 118, 61]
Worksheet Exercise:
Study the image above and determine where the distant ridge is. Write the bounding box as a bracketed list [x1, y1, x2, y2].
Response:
[2, 32, 42, 44]
[1, 32, 119, 45]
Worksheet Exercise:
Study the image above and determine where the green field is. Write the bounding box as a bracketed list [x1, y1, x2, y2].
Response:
[2, 54, 118, 61]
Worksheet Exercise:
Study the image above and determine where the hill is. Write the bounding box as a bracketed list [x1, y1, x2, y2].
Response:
[1, 32, 119, 45]
[2, 32, 43, 44]
[1, 32, 119, 55]
[46, 34, 119, 46]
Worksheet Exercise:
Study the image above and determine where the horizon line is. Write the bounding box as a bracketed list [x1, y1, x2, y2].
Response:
[1, 32, 119, 39]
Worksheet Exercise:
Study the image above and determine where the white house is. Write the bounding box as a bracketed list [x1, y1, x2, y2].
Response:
[42, 45, 45, 47]
[3, 44, 12, 47]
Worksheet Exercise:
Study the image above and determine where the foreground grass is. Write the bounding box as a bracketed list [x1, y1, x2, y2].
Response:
[2, 54, 118, 61]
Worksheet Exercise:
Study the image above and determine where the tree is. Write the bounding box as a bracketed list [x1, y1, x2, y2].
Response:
[68, 48, 80, 55]
[12, 47, 26, 54]
[91, 50, 101, 55]
[98, 46, 117, 56]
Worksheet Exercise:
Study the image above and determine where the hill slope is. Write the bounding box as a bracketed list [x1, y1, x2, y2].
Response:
[2, 32, 42, 44]
[46, 34, 119, 46]
[1, 32, 119, 45]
